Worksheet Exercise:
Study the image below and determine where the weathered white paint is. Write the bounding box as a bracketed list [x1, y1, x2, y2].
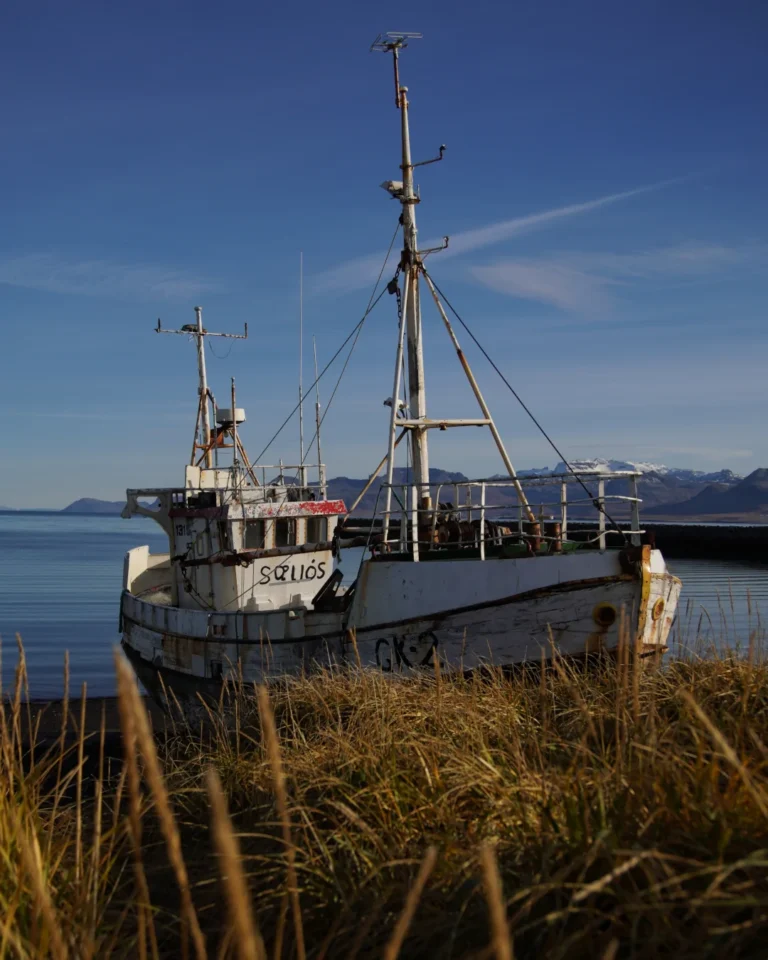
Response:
[123, 548, 171, 597]
[348, 551, 626, 629]
[124, 543, 336, 613]
[121, 546, 681, 706]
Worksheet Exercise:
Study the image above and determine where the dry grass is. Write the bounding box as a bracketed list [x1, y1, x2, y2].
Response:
[4, 645, 768, 957]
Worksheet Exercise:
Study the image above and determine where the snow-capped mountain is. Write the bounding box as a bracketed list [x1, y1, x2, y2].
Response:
[552, 458, 668, 475]
[518, 459, 742, 484]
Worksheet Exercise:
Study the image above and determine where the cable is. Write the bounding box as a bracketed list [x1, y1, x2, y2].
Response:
[302, 220, 403, 466]
[255, 286, 388, 467]
[214, 222, 405, 608]
[255, 216, 401, 467]
[301, 322, 363, 464]
[203, 222, 405, 611]
[423, 269, 628, 543]
[208, 338, 233, 360]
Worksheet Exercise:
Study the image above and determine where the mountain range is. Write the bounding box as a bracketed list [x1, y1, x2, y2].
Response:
[61, 498, 127, 515]
[58, 462, 768, 521]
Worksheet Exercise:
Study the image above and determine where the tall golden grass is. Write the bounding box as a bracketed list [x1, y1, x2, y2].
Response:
[4, 641, 768, 957]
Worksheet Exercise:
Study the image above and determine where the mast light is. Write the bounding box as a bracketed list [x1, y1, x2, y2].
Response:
[380, 180, 404, 198]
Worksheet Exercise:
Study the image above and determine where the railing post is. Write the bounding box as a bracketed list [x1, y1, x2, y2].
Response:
[598, 478, 606, 551]
[411, 483, 420, 562]
[561, 480, 568, 542]
[431, 483, 442, 546]
[630, 475, 641, 546]
[400, 487, 407, 554]
[480, 482, 486, 561]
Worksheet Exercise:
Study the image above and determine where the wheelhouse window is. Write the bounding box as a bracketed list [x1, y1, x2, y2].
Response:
[244, 519, 266, 550]
[275, 518, 296, 548]
[305, 517, 327, 543]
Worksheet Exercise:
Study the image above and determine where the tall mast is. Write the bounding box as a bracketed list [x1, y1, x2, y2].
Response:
[372, 33, 535, 531]
[298, 252, 305, 486]
[398, 80, 431, 511]
[372, 33, 433, 512]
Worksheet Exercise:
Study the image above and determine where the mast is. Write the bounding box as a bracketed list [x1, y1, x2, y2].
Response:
[398, 82, 431, 511]
[372, 33, 535, 531]
[372, 33, 445, 513]
[156, 308, 248, 469]
[298, 252, 306, 487]
[194, 306, 212, 466]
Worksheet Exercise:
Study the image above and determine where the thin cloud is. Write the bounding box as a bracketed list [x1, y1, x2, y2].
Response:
[5, 409, 190, 421]
[471, 243, 768, 312]
[312, 179, 680, 294]
[0, 253, 217, 300]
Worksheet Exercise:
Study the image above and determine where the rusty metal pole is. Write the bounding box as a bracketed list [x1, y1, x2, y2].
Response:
[194, 307, 213, 468]
[421, 271, 535, 522]
[190, 389, 204, 466]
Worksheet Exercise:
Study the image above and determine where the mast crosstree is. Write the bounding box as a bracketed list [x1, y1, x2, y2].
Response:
[372, 33, 534, 541]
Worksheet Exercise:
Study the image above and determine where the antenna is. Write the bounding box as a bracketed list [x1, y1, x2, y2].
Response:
[312, 335, 325, 498]
[370, 31, 422, 106]
[298, 252, 305, 488]
[156, 307, 247, 469]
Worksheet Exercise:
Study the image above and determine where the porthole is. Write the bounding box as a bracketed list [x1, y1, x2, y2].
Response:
[592, 603, 617, 628]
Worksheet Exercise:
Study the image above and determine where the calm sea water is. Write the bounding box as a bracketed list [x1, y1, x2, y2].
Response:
[0, 512, 166, 698]
[0, 511, 766, 698]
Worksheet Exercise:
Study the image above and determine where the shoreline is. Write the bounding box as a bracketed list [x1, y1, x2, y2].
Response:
[7, 695, 166, 739]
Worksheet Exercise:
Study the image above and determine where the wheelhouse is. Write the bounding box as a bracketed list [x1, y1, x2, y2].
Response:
[123, 463, 346, 614]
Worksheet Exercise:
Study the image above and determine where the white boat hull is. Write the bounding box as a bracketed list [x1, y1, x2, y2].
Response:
[121, 546, 680, 709]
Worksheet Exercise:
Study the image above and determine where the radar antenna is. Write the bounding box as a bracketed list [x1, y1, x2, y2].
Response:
[370, 31, 423, 107]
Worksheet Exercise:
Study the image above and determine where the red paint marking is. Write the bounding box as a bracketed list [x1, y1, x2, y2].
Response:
[299, 500, 347, 515]
[169, 500, 347, 520]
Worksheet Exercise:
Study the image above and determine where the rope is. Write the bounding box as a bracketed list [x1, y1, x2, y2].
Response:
[423, 269, 629, 543]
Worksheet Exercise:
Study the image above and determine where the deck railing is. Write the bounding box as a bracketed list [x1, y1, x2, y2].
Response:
[251, 462, 328, 497]
[373, 471, 643, 559]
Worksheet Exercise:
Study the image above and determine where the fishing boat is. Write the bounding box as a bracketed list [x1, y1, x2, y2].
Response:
[120, 33, 681, 706]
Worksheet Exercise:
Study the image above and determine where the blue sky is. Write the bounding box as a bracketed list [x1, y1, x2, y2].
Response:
[1, 0, 767, 508]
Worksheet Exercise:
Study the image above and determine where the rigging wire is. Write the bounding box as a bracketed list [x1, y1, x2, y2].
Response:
[301, 324, 363, 465]
[423, 269, 629, 542]
[254, 286, 389, 467]
[207, 338, 233, 360]
[213, 221, 405, 609]
[255, 218, 400, 468]
[301, 220, 403, 466]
